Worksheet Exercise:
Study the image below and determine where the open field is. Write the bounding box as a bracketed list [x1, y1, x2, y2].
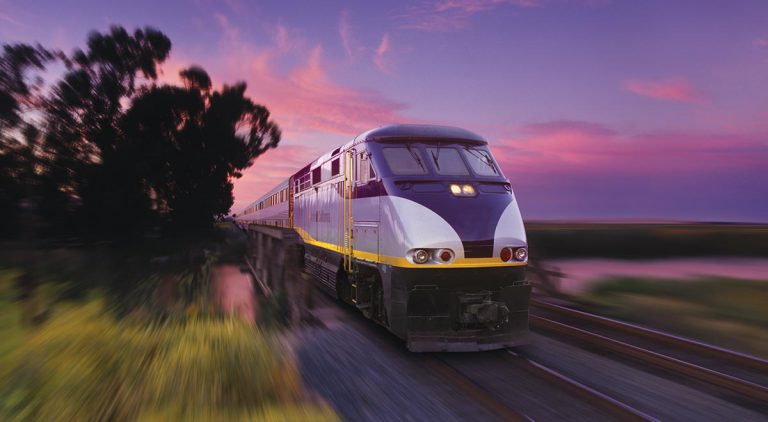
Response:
[576, 277, 768, 358]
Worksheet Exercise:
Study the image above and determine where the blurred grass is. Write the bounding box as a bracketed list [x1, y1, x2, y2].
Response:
[0, 299, 337, 421]
[0, 270, 25, 363]
[578, 277, 768, 357]
[0, 223, 336, 421]
[526, 223, 768, 258]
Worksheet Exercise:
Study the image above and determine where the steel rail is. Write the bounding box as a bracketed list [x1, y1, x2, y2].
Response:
[311, 290, 530, 421]
[531, 299, 768, 372]
[505, 351, 658, 422]
[427, 358, 531, 422]
[530, 315, 768, 403]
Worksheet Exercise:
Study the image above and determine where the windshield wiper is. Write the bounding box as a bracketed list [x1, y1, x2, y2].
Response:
[430, 143, 442, 170]
[406, 144, 425, 171]
[464, 146, 498, 174]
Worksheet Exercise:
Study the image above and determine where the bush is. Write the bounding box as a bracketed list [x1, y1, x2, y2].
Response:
[0, 301, 336, 421]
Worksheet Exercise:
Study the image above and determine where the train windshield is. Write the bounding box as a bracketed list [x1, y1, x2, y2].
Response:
[462, 146, 500, 176]
[425, 147, 469, 176]
[382, 146, 428, 175]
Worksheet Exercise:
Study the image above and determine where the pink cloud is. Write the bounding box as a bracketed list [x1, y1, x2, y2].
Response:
[0, 12, 21, 26]
[435, 0, 539, 13]
[205, 14, 407, 137]
[494, 120, 768, 178]
[214, 13, 239, 42]
[755, 38, 768, 47]
[339, 11, 355, 60]
[274, 24, 289, 51]
[403, 0, 540, 31]
[624, 78, 705, 103]
[374, 33, 392, 73]
[254, 45, 406, 135]
[492, 121, 768, 221]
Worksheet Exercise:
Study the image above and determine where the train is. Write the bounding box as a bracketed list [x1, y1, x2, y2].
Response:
[235, 124, 530, 351]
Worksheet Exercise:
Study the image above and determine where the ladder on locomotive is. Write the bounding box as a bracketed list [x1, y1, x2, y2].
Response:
[342, 148, 355, 273]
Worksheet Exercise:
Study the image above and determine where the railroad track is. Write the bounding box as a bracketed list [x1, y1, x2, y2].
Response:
[431, 352, 658, 421]
[426, 357, 531, 421]
[308, 288, 658, 420]
[530, 299, 768, 404]
[502, 351, 658, 421]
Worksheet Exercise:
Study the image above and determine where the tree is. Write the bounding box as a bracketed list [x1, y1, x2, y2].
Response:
[40, 26, 172, 235]
[0, 44, 54, 235]
[0, 26, 280, 238]
[122, 67, 280, 229]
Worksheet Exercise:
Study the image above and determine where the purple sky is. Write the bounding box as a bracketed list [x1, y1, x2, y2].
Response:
[2, 0, 768, 222]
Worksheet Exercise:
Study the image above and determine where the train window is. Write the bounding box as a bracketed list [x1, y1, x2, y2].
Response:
[331, 158, 340, 176]
[296, 172, 311, 191]
[358, 153, 370, 183]
[425, 147, 469, 176]
[382, 147, 428, 175]
[359, 152, 376, 181]
[312, 167, 321, 185]
[462, 146, 500, 177]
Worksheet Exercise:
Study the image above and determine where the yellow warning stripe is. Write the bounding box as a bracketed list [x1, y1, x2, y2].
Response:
[293, 226, 527, 269]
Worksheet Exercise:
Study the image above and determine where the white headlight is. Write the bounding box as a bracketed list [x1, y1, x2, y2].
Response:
[450, 184, 462, 195]
[514, 247, 528, 261]
[413, 249, 430, 264]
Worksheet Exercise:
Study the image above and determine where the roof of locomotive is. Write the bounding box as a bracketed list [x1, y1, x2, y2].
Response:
[355, 124, 487, 145]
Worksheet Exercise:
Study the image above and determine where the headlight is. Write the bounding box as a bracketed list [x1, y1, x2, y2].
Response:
[413, 249, 430, 264]
[514, 247, 528, 261]
[449, 183, 477, 197]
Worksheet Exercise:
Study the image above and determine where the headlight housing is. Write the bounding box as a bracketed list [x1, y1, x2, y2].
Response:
[413, 249, 430, 264]
[409, 248, 455, 264]
[449, 184, 477, 197]
[500, 246, 527, 262]
[500, 247, 513, 262]
[436, 248, 455, 263]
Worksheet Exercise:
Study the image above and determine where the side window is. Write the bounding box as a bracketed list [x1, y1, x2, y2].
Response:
[358, 152, 370, 184]
[331, 158, 340, 176]
[312, 167, 321, 185]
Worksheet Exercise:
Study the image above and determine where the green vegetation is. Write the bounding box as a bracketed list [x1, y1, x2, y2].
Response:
[0, 270, 25, 363]
[579, 277, 768, 357]
[0, 299, 335, 421]
[0, 225, 336, 421]
[526, 223, 768, 259]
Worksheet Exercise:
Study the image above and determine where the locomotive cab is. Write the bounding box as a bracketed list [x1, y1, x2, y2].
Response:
[353, 129, 530, 351]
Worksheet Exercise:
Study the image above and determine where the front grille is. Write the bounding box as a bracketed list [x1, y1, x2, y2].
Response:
[462, 239, 494, 258]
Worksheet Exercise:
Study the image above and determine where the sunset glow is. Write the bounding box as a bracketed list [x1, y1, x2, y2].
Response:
[3, 0, 767, 221]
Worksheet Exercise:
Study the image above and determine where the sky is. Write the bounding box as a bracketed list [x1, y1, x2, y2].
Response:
[2, 0, 768, 222]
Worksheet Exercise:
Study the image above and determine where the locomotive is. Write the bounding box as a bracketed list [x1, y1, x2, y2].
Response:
[237, 124, 530, 351]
